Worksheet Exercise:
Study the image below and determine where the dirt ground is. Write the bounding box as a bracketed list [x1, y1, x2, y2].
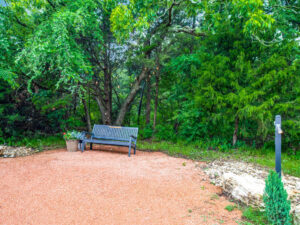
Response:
[0, 147, 242, 225]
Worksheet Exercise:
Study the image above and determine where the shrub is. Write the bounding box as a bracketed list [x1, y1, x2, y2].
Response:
[263, 170, 291, 225]
[154, 124, 176, 141]
[140, 124, 153, 139]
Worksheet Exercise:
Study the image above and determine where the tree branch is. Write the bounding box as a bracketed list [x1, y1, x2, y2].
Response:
[167, 0, 181, 26]
[171, 26, 206, 37]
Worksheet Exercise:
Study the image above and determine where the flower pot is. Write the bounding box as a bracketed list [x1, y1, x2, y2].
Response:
[66, 140, 79, 152]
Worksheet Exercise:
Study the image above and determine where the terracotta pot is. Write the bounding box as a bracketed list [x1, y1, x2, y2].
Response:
[66, 140, 79, 152]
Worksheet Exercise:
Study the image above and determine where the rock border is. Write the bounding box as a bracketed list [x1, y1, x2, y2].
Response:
[0, 145, 38, 158]
[201, 160, 300, 224]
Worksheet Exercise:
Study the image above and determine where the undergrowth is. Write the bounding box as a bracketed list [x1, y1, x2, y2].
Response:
[0, 134, 65, 151]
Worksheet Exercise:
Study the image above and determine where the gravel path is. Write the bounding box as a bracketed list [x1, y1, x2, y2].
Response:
[0, 148, 241, 225]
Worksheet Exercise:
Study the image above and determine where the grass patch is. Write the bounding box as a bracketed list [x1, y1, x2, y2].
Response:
[242, 207, 269, 225]
[225, 204, 237, 212]
[138, 140, 300, 177]
[1, 135, 65, 151]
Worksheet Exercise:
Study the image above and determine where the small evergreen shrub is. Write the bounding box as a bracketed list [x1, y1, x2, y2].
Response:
[263, 170, 291, 225]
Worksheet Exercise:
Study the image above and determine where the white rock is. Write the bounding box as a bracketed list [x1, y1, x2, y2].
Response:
[221, 172, 265, 206]
[0, 145, 36, 158]
[203, 160, 300, 219]
[294, 204, 300, 225]
[296, 182, 300, 191]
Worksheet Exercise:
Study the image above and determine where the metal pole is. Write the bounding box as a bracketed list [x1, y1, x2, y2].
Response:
[275, 115, 282, 177]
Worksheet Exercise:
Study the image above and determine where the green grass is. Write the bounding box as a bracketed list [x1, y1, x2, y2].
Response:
[225, 204, 237, 212]
[1, 135, 65, 151]
[138, 140, 300, 177]
[241, 207, 269, 225]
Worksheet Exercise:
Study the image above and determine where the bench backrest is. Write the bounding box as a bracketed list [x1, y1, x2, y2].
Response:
[92, 125, 138, 141]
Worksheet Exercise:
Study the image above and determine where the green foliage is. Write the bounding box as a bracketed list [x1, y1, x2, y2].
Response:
[225, 204, 237, 212]
[16, 0, 99, 93]
[0, 0, 299, 156]
[263, 170, 291, 225]
[0, 135, 65, 150]
[63, 130, 81, 140]
[140, 124, 153, 139]
[153, 124, 176, 141]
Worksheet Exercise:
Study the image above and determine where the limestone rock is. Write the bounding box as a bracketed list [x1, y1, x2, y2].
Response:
[296, 182, 300, 191]
[203, 160, 300, 222]
[0, 145, 37, 158]
[294, 204, 300, 225]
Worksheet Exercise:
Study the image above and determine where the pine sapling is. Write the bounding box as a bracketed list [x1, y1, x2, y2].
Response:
[263, 170, 291, 225]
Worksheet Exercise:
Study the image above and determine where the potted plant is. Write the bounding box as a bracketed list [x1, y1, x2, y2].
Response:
[63, 131, 81, 152]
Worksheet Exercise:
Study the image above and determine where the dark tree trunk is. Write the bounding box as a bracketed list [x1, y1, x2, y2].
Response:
[145, 73, 151, 125]
[115, 68, 148, 125]
[233, 116, 239, 146]
[82, 98, 92, 132]
[95, 95, 106, 124]
[73, 92, 77, 115]
[103, 69, 112, 125]
[153, 68, 160, 129]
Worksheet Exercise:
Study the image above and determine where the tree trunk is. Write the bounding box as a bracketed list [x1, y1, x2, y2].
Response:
[73, 92, 77, 115]
[153, 69, 160, 129]
[94, 70, 112, 125]
[232, 116, 239, 146]
[115, 68, 148, 125]
[82, 98, 92, 132]
[103, 69, 112, 125]
[145, 73, 151, 125]
[95, 95, 106, 124]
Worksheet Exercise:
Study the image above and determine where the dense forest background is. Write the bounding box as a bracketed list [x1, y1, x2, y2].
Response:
[0, 0, 299, 152]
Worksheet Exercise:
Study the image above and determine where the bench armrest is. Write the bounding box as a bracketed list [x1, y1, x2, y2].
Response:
[80, 131, 94, 140]
[130, 135, 137, 140]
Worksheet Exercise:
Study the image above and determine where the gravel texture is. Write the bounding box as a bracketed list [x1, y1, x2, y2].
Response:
[0, 148, 242, 225]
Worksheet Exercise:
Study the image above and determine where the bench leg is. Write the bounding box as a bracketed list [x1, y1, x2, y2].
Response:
[90, 143, 93, 150]
[81, 141, 85, 152]
[78, 140, 82, 151]
[128, 143, 132, 157]
[134, 144, 136, 155]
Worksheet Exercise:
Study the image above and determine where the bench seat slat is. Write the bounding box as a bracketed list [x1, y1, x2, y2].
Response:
[85, 139, 135, 147]
[92, 136, 130, 142]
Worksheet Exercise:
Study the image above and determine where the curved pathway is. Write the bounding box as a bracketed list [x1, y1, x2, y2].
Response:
[0, 149, 242, 225]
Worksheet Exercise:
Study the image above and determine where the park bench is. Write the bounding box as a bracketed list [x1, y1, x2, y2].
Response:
[80, 124, 138, 157]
